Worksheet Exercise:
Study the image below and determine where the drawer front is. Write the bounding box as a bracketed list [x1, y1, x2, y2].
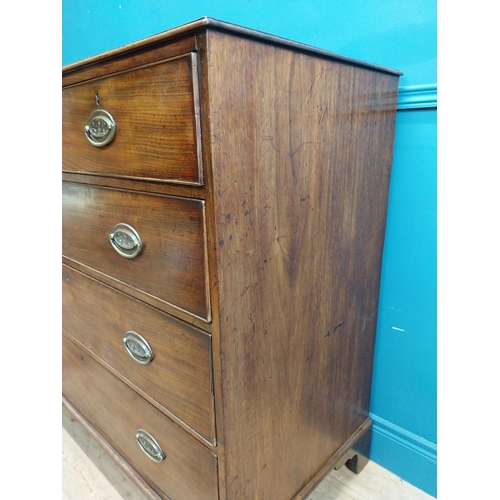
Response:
[62, 334, 218, 500]
[62, 182, 210, 321]
[62, 52, 202, 185]
[62, 264, 215, 443]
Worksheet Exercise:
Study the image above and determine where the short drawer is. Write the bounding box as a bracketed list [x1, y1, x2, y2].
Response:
[62, 334, 218, 500]
[62, 264, 215, 443]
[62, 182, 210, 322]
[62, 52, 202, 185]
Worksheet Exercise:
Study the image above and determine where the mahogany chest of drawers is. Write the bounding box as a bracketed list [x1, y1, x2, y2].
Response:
[62, 18, 401, 500]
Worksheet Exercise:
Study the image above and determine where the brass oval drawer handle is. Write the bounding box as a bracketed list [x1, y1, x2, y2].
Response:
[109, 223, 142, 259]
[136, 429, 165, 463]
[84, 108, 116, 147]
[123, 331, 153, 365]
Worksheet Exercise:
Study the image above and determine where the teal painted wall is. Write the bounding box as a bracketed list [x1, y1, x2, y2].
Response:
[370, 107, 437, 496]
[62, 1, 437, 496]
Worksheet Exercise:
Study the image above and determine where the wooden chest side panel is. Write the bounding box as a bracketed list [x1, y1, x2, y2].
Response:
[205, 31, 399, 499]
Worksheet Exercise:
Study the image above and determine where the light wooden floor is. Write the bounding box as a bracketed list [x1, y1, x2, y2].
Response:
[62, 405, 433, 500]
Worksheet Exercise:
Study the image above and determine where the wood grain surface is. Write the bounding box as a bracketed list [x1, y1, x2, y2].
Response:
[62, 406, 434, 500]
[62, 182, 210, 321]
[62, 264, 215, 443]
[62, 35, 197, 86]
[63, 399, 164, 500]
[62, 335, 219, 500]
[62, 18, 401, 79]
[62, 20, 401, 500]
[63, 404, 433, 500]
[63, 53, 202, 185]
[204, 30, 399, 499]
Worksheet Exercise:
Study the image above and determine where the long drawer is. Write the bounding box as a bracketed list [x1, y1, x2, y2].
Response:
[62, 334, 218, 500]
[62, 52, 203, 185]
[62, 182, 210, 321]
[62, 264, 215, 443]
